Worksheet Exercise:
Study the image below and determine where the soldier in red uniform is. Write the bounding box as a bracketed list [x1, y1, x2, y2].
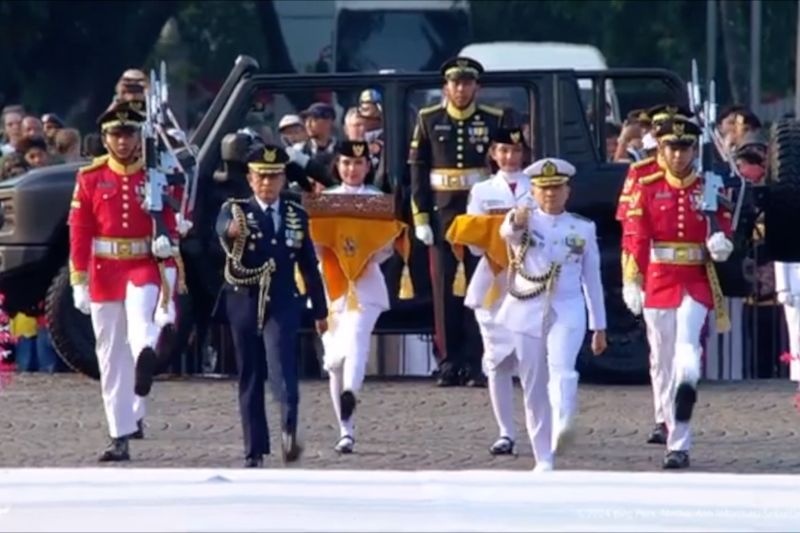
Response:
[615, 104, 691, 446]
[68, 101, 186, 461]
[622, 117, 733, 470]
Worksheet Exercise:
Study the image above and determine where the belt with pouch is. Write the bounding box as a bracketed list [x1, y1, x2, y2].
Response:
[93, 237, 150, 259]
[650, 241, 707, 265]
[429, 168, 487, 191]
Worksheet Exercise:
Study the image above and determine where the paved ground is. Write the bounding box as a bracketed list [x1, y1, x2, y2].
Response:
[1, 374, 799, 472]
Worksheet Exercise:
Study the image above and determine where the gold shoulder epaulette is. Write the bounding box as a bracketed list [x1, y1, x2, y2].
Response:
[419, 104, 442, 115]
[78, 155, 109, 174]
[640, 171, 664, 185]
[631, 156, 655, 169]
[478, 104, 504, 116]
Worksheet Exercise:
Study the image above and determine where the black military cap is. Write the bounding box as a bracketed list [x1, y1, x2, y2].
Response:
[440, 56, 484, 81]
[647, 104, 693, 125]
[491, 127, 526, 146]
[336, 140, 369, 158]
[96, 101, 145, 132]
[626, 108, 652, 125]
[655, 118, 701, 145]
[247, 144, 289, 175]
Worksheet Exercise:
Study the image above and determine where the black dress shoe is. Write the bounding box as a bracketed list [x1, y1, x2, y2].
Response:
[340, 390, 356, 422]
[646, 422, 668, 445]
[99, 437, 130, 462]
[436, 369, 460, 387]
[130, 419, 145, 440]
[489, 436, 515, 456]
[334, 435, 355, 454]
[135, 347, 157, 397]
[282, 428, 303, 464]
[244, 455, 263, 468]
[674, 383, 697, 422]
[466, 373, 487, 388]
[662, 450, 690, 470]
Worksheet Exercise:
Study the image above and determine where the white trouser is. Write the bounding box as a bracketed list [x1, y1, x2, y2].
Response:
[476, 307, 517, 441]
[90, 281, 161, 438]
[643, 294, 708, 452]
[546, 315, 586, 446]
[782, 304, 800, 382]
[512, 331, 553, 467]
[644, 289, 667, 425]
[324, 304, 383, 438]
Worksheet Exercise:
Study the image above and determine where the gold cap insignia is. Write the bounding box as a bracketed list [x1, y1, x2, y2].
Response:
[129, 101, 143, 112]
[457, 59, 469, 68]
[666, 106, 678, 116]
[673, 122, 685, 137]
[117, 111, 129, 121]
[352, 143, 365, 157]
[542, 160, 557, 177]
[510, 131, 521, 144]
[263, 148, 277, 163]
[638, 112, 649, 121]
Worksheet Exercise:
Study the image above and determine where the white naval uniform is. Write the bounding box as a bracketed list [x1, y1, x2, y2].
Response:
[775, 261, 800, 382]
[465, 170, 534, 443]
[496, 208, 606, 467]
[320, 183, 394, 439]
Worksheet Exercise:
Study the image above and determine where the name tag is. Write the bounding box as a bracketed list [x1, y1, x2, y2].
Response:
[654, 191, 672, 200]
[434, 124, 452, 131]
[481, 199, 509, 210]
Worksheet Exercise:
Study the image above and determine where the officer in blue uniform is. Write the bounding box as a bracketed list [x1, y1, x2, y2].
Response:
[215, 144, 328, 467]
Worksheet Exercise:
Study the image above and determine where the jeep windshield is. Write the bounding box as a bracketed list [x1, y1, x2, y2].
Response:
[334, 9, 470, 73]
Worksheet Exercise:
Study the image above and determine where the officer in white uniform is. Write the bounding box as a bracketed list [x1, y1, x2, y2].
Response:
[775, 261, 800, 387]
[496, 158, 607, 471]
[320, 141, 395, 454]
[464, 127, 534, 455]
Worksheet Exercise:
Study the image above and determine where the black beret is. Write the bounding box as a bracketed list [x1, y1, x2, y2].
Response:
[336, 140, 369, 158]
[440, 56, 484, 81]
[491, 127, 526, 145]
[247, 144, 289, 175]
[96, 101, 145, 131]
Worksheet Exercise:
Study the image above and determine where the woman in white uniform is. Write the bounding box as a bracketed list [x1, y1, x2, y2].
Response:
[320, 140, 395, 454]
[464, 127, 534, 455]
[775, 262, 800, 393]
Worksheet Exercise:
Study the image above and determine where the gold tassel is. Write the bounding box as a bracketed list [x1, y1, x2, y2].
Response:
[346, 281, 359, 311]
[399, 264, 415, 299]
[482, 277, 501, 309]
[452, 260, 466, 297]
[175, 254, 188, 294]
[705, 262, 730, 333]
[294, 263, 307, 295]
[156, 262, 170, 310]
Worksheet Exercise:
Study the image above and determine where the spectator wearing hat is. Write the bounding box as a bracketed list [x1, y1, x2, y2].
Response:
[296, 102, 338, 168]
[408, 56, 510, 388]
[213, 143, 328, 467]
[277, 114, 307, 147]
[623, 117, 734, 470]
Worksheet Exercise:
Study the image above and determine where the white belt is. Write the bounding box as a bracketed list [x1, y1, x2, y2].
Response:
[650, 245, 706, 264]
[93, 238, 150, 259]
[430, 171, 486, 191]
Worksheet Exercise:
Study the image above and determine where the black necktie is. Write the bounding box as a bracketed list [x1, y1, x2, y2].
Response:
[264, 206, 276, 238]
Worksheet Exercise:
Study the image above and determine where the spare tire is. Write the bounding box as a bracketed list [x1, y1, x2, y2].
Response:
[45, 266, 99, 379]
[45, 266, 177, 380]
[765, 119, 800, 262]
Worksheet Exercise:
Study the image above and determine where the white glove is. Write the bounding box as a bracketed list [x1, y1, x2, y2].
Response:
[154, 301, 176, 328]
[706, 231, 733, 262]
[622, 282, 643, 316]
[72, 284, 90, 315]
[777, 291, 800, 308]
[285, 146, 310, 168]
[175, 213, 193, 237]
[152, 235, 173, 259]
[415, 224, 434, 246]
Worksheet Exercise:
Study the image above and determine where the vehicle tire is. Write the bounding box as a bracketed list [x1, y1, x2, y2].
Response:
[765, 119, 800, 262]
[45, 266, 99, 379]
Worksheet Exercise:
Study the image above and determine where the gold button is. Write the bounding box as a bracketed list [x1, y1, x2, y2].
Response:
[678, 206, 685, 212]
[678, 231, 684, 238]
[457, 129, 464, 134]
[457, 154, 463, 160]
[678, 214, 684, 220]
[457, 145, 463, 152]
[122, 213, 128, 219]
[678, 223, 684, 229]
[458, 121, 464, 126]
[122, 185, 129, 191]
[123, 203, 129, 209]
[102, 194, 108, 200]
[122, 222, 129, 228]
[122, 194, 129, 200]
[457, 162, 464, 168]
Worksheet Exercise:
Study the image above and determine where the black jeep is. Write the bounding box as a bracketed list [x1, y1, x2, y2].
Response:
[0, 56, 703, 383]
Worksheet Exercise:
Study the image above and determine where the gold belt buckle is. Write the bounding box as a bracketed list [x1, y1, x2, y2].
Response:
[447, 175, 463, 189]
[117, 241, 132, 258]
[675, 248, 689, 262]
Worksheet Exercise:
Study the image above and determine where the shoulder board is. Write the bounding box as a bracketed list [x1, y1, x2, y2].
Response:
[286, 199, 306, 211]
[78, 155, 109, 174]
[568, 212, 593, 224]
[630, 156, 655, 169]
[639, 171, 665, 185]
[477, 104, 504, 116]
[419, 104, 443, 116]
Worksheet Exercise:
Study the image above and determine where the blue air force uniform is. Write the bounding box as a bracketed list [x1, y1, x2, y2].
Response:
[214, 145, 327, 466]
